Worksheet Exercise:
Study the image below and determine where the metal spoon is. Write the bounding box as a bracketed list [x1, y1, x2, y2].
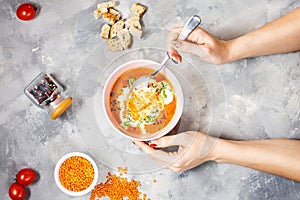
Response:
[131, 15, 201, 90]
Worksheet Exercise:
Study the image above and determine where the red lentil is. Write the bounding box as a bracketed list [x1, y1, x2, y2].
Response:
[118, 166, 128, 174]
[89, 167, 150, 200]
[59, 156, 94, 192]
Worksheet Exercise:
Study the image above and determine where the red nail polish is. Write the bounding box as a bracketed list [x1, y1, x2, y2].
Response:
[149, 143, 157, 148]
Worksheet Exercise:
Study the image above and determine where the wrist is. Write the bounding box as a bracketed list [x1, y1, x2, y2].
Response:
[226, 33, 256, 63]
[216, 40, 240, 64]
[203, 136, 223, 162]
[213, 138, 238, 163]
[225, 39, 242, 63]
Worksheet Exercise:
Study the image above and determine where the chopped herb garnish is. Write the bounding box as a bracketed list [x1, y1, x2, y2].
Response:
[128, 77, 136, 85]
[163, 90, 167, 98]
[123, 121, 131, 127]
[146, 116, 151, 122]
[161, 82, 166, 88]
[137, 118, 143, 127]
[145, 115, 155, 123]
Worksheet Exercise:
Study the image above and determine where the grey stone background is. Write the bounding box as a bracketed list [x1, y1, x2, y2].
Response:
[1, 0, 300, 199]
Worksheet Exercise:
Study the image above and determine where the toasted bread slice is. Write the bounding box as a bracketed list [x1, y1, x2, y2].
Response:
[100, 24, 111, 39]
[129, 27, 142, 39]
[117, 28, 131, 49]
[110, 19, 125, 38]
[94, 0, 114, 19]
[130, 3, 147, 16]
[102, 8, 121, 24]
[97, 1, 115, 9]
[102, 12, 118, 24]
[93, 8, 106, 19]
[125, 16, 142, 30]
[107, 38, 123, 51]
[108, 8, 121, 21]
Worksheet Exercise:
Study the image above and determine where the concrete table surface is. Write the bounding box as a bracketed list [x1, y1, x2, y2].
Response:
[1, 0, 300, 199]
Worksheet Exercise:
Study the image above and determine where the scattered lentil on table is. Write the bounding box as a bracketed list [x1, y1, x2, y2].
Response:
[89, 167, 150, 200]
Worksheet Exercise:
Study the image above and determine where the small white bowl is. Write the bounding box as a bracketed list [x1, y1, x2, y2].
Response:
[54, 152, 98, 196]
[101, 59, 184, 141]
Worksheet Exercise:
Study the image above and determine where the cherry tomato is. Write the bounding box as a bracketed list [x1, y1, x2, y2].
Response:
[16, 168, 36, 186]
[8, 182, 26, 200]
[16, 3, 36, 21]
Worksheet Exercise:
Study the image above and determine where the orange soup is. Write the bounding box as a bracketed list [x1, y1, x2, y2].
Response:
[109, 67, 177, 135]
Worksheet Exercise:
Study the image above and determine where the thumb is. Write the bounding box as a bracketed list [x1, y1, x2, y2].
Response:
[172, 39, 202, 55]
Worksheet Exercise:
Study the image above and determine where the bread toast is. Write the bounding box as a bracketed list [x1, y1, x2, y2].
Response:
[130, 3, 147, 17]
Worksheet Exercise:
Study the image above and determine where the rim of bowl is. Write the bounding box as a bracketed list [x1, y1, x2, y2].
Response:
[54, 152, 98, 196]
[101, 59, 184, 141]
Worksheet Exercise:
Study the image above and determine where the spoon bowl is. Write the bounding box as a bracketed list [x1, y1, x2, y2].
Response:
[131, 55, 170, 90]
[130, 15, 201, 91]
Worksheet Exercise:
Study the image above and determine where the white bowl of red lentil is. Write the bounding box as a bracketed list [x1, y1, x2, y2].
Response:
[54, 152, 98, 196]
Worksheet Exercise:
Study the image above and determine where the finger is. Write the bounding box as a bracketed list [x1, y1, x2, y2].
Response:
[168, 165, 183, 172]
[132, 140, 155, 154]
[149, 132, 195, 148]
[168, 51, 182, 64]
[170, 27, 214, 63]
[166, 27, 184, 63]
[172, 40, 204, 56]
[166, 27, 183, 42]
[173, 39, 214, 64]
[168, 40, 182, 62]
[133, 140, 182, 168]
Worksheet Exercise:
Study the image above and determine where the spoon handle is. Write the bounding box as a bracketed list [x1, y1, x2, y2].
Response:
[177, 15, 201, 40]
[152, 16, 201, 77]
[151, 55, 170, 77]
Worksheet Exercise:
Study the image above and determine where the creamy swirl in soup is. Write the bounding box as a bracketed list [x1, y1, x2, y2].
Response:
[109, 67, 177, 135]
